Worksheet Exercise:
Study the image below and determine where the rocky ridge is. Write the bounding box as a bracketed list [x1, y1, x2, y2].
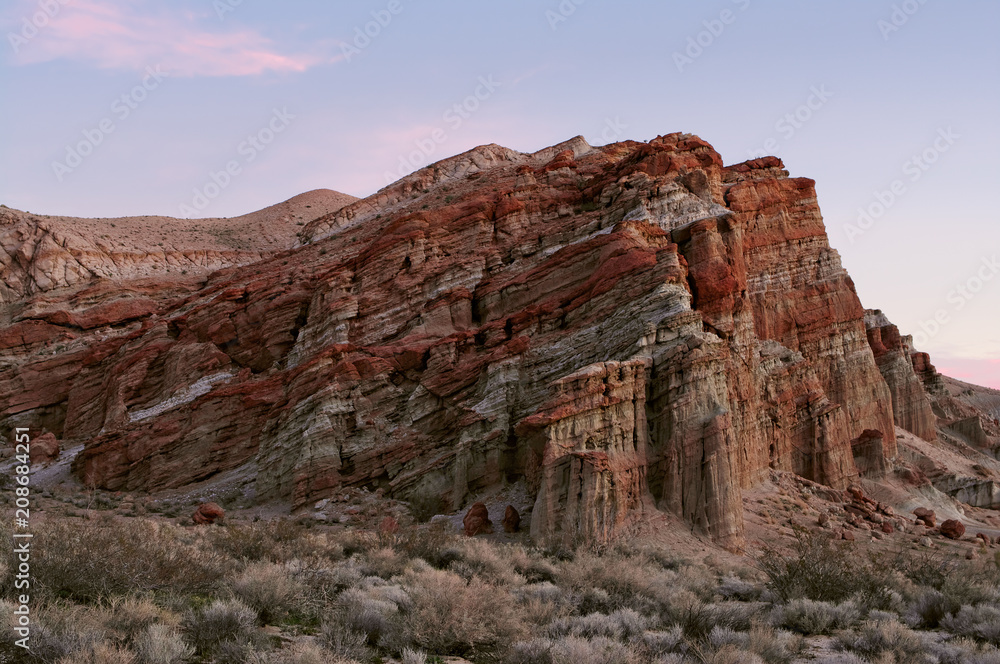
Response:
[2, 133, 997, 552]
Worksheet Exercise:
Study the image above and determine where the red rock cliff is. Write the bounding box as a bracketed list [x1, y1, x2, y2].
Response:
[1, 134, 906, 551]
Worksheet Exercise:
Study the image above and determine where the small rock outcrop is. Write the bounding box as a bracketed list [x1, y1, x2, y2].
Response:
[914, 507, 936, 528]
[192, 502, 225, 525]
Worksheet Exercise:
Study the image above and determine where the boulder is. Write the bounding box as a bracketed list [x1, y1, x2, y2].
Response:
[29, 432, 60, 465]
[502, 505, 521, 533]
[192, 502, 225, 525]
[463, 503, 493, 536]
[940, 519, 965, 540]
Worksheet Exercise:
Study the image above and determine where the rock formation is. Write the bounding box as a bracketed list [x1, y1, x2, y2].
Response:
[864, 310, 937, 441]
[3, 132, 984, 551]
[463, 502, 493, 537]
[503, 505, 521, 533]
[940, 519, 965, 540]
[192, 502, 225, 525]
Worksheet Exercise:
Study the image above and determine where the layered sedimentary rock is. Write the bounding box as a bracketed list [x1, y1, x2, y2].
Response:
[0, 189, 355, 304]
[864, 310, 937, 441]
[1, 134, 909, 550]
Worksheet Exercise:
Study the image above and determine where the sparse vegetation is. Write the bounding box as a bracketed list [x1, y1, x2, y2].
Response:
[3, 514, 1000, 663]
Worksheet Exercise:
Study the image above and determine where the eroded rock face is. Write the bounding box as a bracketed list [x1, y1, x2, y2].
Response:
[1, 133, 909, 550]
[864, 310, 937, 441]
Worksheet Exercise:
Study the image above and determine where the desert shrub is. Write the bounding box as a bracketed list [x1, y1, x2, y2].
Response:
[755, 530, 893, 607]
[774, 598, 860, 635]
[942, 604, 1000, 645]
[813, 654, 866, 664]
[641, 627, 685, 657]
[547, 609, 648, 640]
[704, 625, 800, 664]
[702, 646, 764, 664]
[358, 546, 411, 580]
[55, 642, 137, 664]
[506, 637, 555, 664]
[134, 624, 193, 664]
[446, 539, 524, 586]
[708, 626, 748, 650]
[889, 546, 952, 589]
[555, 550, 666, 607]
[400, 647, 428, 664]
[228, 561, 305, 624]
[548, 635, 639, 664]
[402, 566, 525, 655]
[518, 588, 574, 626]
[924, 636, 1000, 664]
[750, 626, 803, 664]
[205, 519, 326, 563]
[716, 575, 762, 601]
[661, 593, 717, 642]
[320, 617, 370, 661]
[833, 619, 927, 664]
[30, 518, 227, 602]
[904, 588, 954, 628]
[182, 598, 258, 657]
[708, 601, 768, 631]
[104, 596, 176, 644]
[337, 586, 402, 647]
[19, 601, 108, 663]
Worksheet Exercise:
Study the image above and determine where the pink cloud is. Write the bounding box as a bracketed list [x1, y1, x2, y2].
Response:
[7, 0, 339, 76]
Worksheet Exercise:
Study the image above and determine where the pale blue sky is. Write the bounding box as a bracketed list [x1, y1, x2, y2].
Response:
[1, 0, 997, 387]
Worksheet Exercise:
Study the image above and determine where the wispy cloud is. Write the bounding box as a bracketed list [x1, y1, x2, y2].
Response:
[5, 0, 339, 76]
